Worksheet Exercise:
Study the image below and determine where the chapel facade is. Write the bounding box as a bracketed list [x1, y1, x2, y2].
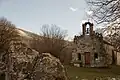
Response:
[71, 22, 108, 67]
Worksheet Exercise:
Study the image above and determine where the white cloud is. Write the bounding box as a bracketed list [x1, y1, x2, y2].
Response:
[69, 7, 78, 12]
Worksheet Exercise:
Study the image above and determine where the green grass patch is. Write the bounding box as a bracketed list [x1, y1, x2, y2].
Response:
[65, 65, 120, 80]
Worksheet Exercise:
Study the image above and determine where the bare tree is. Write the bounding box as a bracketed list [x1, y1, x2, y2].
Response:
[31, 24, 68, 62]
[0, 17, 20, 79]
[86, 0, 120, 53]
[0, 18, 18, 52]
[86, 0, 120, 24]
[41, 24, 67, 39]
[96, 21, 120, 52]
[104, 23, 120, 52]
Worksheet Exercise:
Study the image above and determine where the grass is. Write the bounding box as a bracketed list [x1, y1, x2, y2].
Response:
[65, 65, 120, 80]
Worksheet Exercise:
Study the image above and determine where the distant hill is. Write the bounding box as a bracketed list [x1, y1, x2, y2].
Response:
[16, 28, 41, 39]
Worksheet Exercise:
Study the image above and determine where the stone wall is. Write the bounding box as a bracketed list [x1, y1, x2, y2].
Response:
[72, 34, 106, 67]
[104, 44, 113, 65]
[117, 51, 120, 65]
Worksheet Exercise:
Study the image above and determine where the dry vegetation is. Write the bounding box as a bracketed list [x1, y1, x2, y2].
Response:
[0, 18, 21, 79]
[30, 24, 72, 64]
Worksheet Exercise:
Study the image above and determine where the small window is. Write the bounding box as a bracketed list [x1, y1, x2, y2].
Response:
[94, 53, 98, 59]
[78, 53, 81, 60]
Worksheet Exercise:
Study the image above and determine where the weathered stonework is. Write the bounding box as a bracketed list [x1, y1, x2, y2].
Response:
[32, 53, 67, 80]
[71, 22, 108, 67]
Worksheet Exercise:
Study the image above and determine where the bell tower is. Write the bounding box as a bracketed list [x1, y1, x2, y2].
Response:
[82, 22, 93, 36]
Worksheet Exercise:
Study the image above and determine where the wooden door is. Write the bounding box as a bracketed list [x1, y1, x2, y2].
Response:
[85, 52, 90, 65]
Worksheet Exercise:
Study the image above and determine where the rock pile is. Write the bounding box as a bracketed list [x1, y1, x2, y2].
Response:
[0, 18, 68, 80]
[9, 33, 68, 80]
[9, 40, 68, 80]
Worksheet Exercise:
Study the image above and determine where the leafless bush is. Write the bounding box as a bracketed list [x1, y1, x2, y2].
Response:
[31, 24, 68, 62]
[0, 18, 21, 79]
[0, 18, 18, 53]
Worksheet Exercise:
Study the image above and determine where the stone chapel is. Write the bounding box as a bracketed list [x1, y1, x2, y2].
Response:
[71, 21, 109, 67]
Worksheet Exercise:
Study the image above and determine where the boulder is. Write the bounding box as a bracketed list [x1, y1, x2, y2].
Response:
[0, 20, 68, 80]
[8, 40, 68, 80]
[32, 53, 68, 80]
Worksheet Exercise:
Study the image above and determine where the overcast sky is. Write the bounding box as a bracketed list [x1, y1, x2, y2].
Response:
[0, 0, 88, 40]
